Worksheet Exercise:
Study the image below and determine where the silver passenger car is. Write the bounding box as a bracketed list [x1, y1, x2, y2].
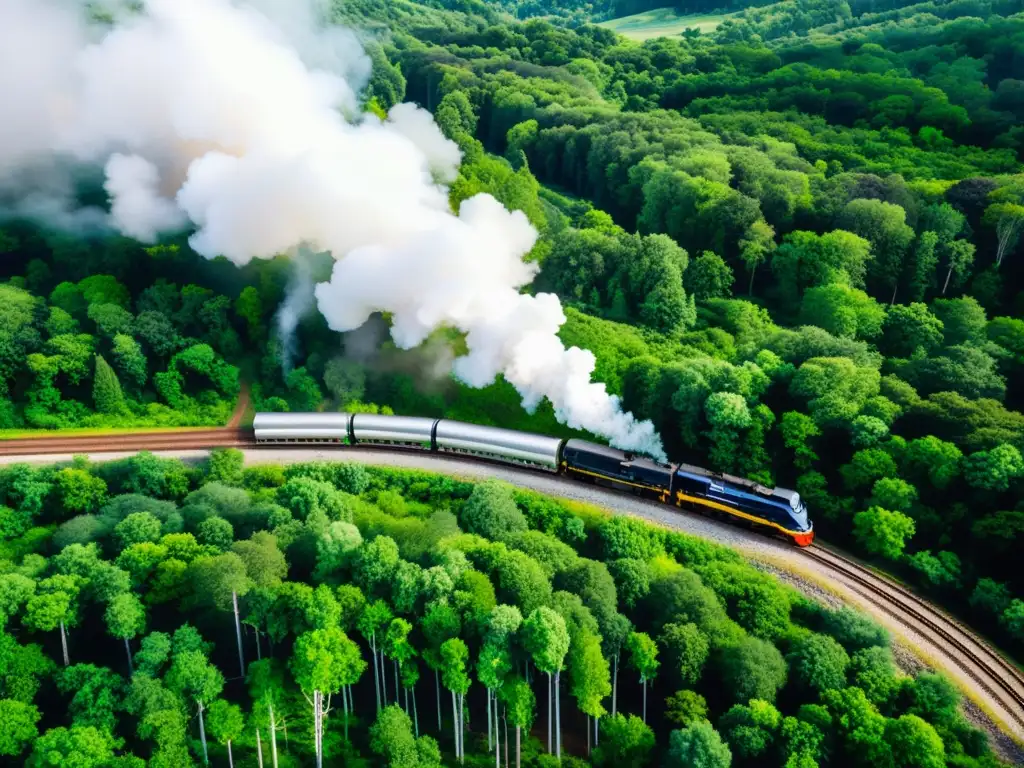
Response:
[435, 420, 563, 471]
[351, 413, 437, 448]
[253, 412, 352, 443]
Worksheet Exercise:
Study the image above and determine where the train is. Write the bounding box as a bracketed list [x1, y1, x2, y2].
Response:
[252, 412, 814, 547]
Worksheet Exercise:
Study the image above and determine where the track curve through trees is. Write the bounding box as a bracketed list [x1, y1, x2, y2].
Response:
[1, 431, 1023, 750]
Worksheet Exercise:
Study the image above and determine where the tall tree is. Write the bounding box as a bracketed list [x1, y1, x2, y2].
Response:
[501, 676, 535, 768]
[104, 593, 146, 675]
[24, 574, 80, 667]
[358, 600, 394, 712]
[206, 700, 244, 768]
[189, 552, 252, 678]
[440, 638, 471, 763]
[92, 355, 125, 414]
[420, 603, 461, 734]
[626, 632, 659, 724]
[570, 631, 611, 754]
[522, 607, 570, 758]
[289, 627, 361, 768]
[166, 649, 225, 765]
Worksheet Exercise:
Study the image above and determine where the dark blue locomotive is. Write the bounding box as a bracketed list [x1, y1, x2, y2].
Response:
[561, 439, 814, 546]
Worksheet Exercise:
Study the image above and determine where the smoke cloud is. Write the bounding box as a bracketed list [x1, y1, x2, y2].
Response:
[0, 0, 666, 459]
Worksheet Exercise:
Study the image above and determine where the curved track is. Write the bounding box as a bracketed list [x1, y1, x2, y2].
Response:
[2, 431, 1023, 746]
[802, 546, 1024, 735]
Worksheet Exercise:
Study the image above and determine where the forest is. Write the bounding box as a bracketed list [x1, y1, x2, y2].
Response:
[1, 0, 1024, 758]
[0, 449, 1001, 767]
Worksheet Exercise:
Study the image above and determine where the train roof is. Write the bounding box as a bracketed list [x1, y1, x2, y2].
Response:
[676, 462, 800, 505]
[563, 439, 673, 470]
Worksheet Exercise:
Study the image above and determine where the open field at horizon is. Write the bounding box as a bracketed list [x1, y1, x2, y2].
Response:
[598, 6, 731, 40]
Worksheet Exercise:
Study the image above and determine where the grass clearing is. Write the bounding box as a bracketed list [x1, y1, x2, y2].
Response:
[599, 7, 730, 40]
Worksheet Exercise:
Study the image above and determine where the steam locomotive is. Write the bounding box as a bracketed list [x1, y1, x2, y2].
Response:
[253, 412, 814, 547]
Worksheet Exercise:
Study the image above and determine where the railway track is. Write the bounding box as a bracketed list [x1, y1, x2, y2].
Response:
[0, 428, 254, 455]
[1, 432, 1023, 739]
[803, 545, 1024, 731]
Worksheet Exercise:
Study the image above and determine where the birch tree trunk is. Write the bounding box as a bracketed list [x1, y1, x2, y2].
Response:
[435, 669, 442, 731]
[198, 700, 209, 765]
[256, 728, 264, 768]
[123, 636, 133, 675]
[232, 590, 245, 678]
[451, 690, 459, 760]
[371, 635, 381, 712]
[380, 650, 388, 705]
[413, 684, 419, 737]
[612, 654, 618, 717]
[555, 671, 562, 761]
[459, 692, 466, 764]
[547, 672, 552, 754]
[487, 687, 492, 750]
[268, 700, 279, 768]
[516, 727, 521, 768]
[255, 627, 262, 660]
[227, 740, 234, 768]
[59, 620, 70, 667]
[343, 681, 349, 741]
[394, 660, 400, 709]
[587, 714, 591, 755]
[642, 677, 647, 724]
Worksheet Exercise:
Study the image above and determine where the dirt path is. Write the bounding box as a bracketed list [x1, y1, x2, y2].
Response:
[227, 383, 251, 428]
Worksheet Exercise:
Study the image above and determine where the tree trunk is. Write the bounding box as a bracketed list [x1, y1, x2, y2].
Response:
[459, 692, 466, 764]
[943, 265, 953, 295]
[487, 686, 493, 750]
[232, 591, 245, 678]
[516, 727, 521, 768]
[59, 620, 70, 667]
[198, 700, 210, 765]
[227, 740, 234, 768]
[555, 671, 562, 761]
[435, 669, 442, 731]
[380, 650, 388, 705]
[547, 673, 552, 754]
[587, 714, 591, 756]
[413, 684, 419, 737]
[452, 690, 459, 759]
[269, 700, 279, 768]
[315, 690, 324, 768]
[123, 636, 133, 676]
[256, 728, 264, 768]
[748, 265, 756, 296]
[612, 654, 618, 717]
[343, 681, 349, 741]
[891, 280, 899, 306]
[595, 714, 599, 748]
[404, 683, 409, 715]
[255, 627, 262, 661]
[394, 660, 400, 710]
[504, 705, 509, 768]
[371, 635, 381, 713]
[642, 677, 647, 724]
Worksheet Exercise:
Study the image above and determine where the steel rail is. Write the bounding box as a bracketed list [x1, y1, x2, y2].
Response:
[803, 545, 1024, 728]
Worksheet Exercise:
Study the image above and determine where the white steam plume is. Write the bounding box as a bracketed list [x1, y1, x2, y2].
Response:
[0, 0, 666, 459]
[276, 249, 318, 372]
[104, 153, 187, 241]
